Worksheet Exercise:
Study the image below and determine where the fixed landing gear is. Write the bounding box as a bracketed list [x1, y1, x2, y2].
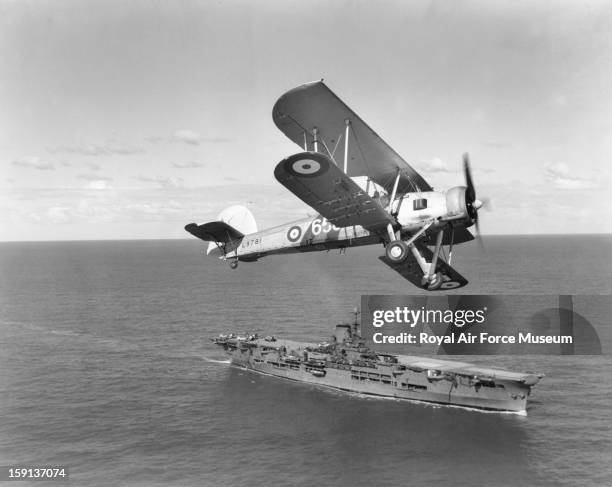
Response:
[422, 271, 443, 291]
[385, 240, 408, 263]
[384, 224, 450, 291]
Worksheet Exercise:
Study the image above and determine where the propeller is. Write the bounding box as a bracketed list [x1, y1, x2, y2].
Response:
[462, 153, 486, 250]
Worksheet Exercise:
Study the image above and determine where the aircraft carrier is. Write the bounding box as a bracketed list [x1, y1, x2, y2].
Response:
[212, 318, 543, 414]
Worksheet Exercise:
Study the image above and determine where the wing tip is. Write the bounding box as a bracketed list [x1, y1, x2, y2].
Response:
[272, 79, 328, 120]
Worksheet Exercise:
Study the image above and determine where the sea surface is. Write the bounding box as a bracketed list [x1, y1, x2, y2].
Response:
[1, 235, 611, 486]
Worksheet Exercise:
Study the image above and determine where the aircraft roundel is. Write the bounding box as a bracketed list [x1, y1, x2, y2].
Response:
[283, 153, 330, 178]
[293, 159, 321, 175]
[440, 281, 462, 290]
[287, 225, 302, 242]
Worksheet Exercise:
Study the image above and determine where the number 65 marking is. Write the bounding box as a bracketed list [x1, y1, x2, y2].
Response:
[311, 218, 339, 235]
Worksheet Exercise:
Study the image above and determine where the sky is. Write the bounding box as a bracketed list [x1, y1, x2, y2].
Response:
[1, 0, 611, 241]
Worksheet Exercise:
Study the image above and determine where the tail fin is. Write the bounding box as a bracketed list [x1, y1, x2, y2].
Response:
[185, 205, 257, 256]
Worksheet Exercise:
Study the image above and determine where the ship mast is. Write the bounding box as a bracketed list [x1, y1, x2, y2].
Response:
[353, 307, 361, 338]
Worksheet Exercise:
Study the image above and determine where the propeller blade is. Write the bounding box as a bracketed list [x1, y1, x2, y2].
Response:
[474, 215, 486, 252]
[462, 152, 486, 252]
[463, 153, 476, 204]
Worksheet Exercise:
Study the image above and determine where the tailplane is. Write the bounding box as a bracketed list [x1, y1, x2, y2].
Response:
[185, 205, 257, 256]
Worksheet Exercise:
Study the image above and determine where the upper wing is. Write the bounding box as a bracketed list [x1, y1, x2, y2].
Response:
[379, 242, 468, 290]
[274, 152, 393, 233]
[273, 81, 432, 194]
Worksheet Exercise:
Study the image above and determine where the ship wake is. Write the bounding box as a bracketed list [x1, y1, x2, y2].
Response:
[202, 356, 232, 365]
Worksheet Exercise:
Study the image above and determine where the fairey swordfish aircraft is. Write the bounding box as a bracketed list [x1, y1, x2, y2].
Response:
[185, 81, 486, 290]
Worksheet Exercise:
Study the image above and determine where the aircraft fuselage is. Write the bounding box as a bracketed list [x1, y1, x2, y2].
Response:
[214, 214, 378, 261]
[217, 189, 474, 262]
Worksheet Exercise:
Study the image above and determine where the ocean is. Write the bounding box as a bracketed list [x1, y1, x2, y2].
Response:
[1, 235, 611, 486]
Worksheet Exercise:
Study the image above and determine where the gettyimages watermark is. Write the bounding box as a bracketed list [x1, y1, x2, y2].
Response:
[361, 295, 607, 354]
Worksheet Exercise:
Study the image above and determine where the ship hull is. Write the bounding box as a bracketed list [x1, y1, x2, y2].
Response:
[224, 347, 532, 414]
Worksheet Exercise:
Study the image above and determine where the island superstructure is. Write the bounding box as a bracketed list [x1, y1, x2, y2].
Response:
[212, 317, 542, 414]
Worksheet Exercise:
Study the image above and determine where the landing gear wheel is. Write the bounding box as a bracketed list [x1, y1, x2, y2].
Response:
[422, 272, 443, 291]
[385, 240, 408, 263]
[229, 260, 238, 270]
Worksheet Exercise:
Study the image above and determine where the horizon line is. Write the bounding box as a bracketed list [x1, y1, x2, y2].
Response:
[1, 233, 612, 244]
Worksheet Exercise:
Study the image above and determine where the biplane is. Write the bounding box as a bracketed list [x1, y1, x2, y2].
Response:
[185, 81, 485, 290]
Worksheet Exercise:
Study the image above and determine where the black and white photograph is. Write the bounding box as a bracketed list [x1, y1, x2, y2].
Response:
[1, 1, 611, 486]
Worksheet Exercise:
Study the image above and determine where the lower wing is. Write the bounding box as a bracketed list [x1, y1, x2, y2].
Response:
[379, 243, 468, 290]
[274, 152, 393, 235]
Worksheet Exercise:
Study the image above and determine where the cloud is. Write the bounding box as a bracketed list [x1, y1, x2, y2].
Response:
[146, 132, 231, 145]
[0, 184, 309, 235]
[544, 162, 596, 190]
[46, 206, 72, 224]
[172, 129, 201, 145]
[552, 178, 596, 190]
[418, 158, 450, 173]
[13, 156, 55, 170]
[135, 175, 184, 188]
[77, 173, 113, 182]
[84, 162, 101, 171]
[481, 141, 513, 149]
[145, 135, 165, 144]
[77, 174, 113, 190]
[172, 161, 204, 169]
[60, 161, 100, 170]
[544, 162, 571, 179]
[87, 180, 110, 190]
[47, 141, 144, 156]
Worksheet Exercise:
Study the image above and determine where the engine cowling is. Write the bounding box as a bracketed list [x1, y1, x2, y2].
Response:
[444, 186, 469, 221]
